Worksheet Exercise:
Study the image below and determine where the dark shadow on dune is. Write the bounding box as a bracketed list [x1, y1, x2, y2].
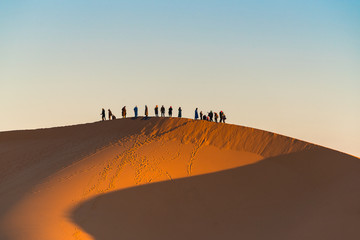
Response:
[71, 148, 360, 240]
[146, 119, 190, 138]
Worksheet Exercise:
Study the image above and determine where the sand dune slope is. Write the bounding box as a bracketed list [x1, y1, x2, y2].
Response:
[73, 149, 360, 240]
[0, 118, 358, 240]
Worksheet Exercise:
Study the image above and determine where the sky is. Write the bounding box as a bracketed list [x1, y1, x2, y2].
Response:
[0, 0, 359, 157]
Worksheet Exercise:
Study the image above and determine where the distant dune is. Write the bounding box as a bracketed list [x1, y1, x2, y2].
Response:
[0, 118, 359, 240]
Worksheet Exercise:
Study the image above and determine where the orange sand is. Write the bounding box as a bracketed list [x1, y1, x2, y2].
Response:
[0, 118, 359, 240]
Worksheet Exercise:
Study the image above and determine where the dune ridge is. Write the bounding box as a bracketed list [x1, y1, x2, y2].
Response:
[0, 118, 358, 240]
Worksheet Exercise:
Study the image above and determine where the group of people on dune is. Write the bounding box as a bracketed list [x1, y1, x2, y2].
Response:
[152, 105, 182, 118]
[101, 105, 226, 123]
[194, 108, 226, 123]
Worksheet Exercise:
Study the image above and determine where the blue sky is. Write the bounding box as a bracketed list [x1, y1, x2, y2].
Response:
[0, 0, 359, 156]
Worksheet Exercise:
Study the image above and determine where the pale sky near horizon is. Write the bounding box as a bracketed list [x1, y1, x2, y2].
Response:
[1, 0, 359, 157]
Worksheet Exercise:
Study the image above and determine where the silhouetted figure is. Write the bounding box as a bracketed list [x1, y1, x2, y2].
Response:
[145, 105, 149, 117]
[108, 109, 113, 120]
[178, 107, 182, 118]
[219, 111, 223, 123]
[203, 115, 207, 120]
[161, 105, 165, 117]
[122, 106, 127, 118]
[222, 113, 226, 123]
[134, 106, 138, 118]
[101, 108, 106, 121]
[214, 112, 219, 123]
[155, 105, 159, 117]
[200, 111, 203, 120]
[112, 115, 116, 120]
[209, 111, 213, 122]
[168, 106, 173, 117]
[195, 108, 199, 120]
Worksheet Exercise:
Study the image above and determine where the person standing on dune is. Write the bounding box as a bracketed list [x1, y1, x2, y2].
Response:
[155, 105, 159, 117]
[219, 111, 226, 123]
[195, 108, 199, 120]
[101, 108, 106, 121]
[161, 105, 165, 117]
[145, 105, 149, 117]
[108, 109, 113, 120]
[168, 106, 173, 117]
[209, 111, 213, 122]
[134, 106, 138, 118]
[122, 106, 127, 118]
[178, 107, 182, 118]
[214, 112, 219, 123]
[200, 111, 203, 120]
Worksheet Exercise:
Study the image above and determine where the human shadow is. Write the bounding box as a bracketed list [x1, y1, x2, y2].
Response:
[71, 148, 360, 240]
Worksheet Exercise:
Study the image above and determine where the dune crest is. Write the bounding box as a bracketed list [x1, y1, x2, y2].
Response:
[0, 118, 358, 240]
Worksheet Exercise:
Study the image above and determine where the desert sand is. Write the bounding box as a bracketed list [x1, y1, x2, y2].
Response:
[0, 117, 359, 240]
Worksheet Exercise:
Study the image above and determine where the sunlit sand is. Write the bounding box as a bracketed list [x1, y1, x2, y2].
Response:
[0, 118, 359, 240]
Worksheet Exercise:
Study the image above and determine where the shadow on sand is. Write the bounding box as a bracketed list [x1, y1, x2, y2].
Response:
[71, 148, 360, 240]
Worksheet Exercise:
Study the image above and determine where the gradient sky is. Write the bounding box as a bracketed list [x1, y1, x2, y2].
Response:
[1, 0, 359, 157]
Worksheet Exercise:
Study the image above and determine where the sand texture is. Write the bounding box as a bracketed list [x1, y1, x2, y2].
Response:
[0, 118, 359, 240]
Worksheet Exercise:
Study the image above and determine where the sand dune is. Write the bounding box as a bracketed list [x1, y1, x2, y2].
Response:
[0, 118, 359, 240]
